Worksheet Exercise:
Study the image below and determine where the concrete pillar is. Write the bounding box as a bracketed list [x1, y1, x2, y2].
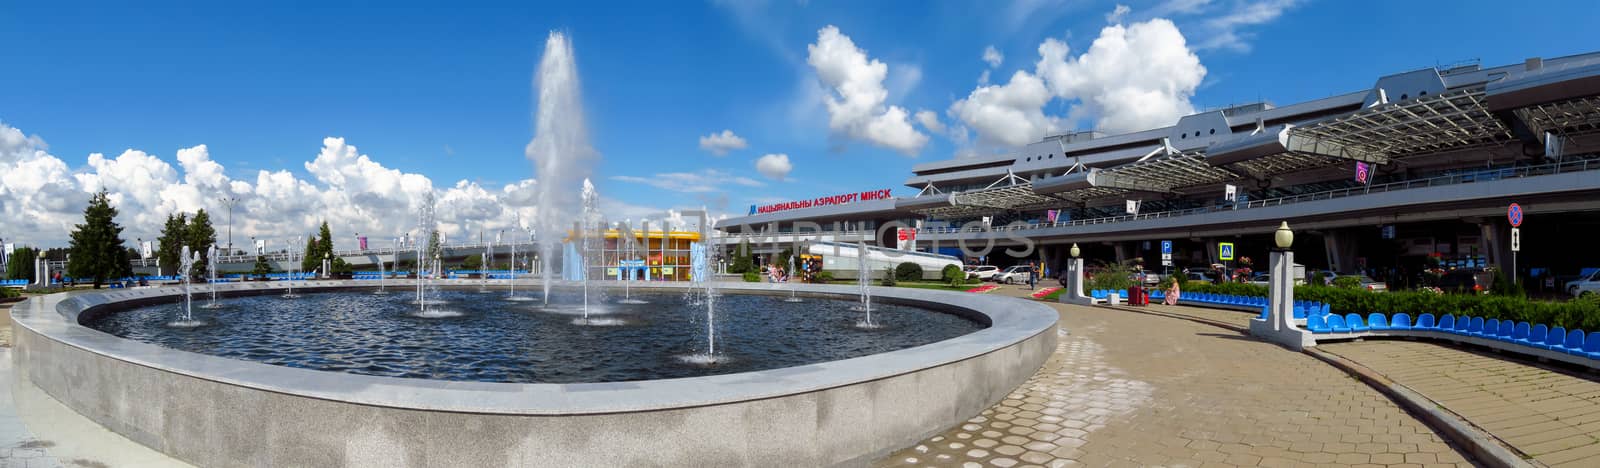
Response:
[1479, 223, 1504, 269]
[1114, 243, 1128, 264]
[1059, 257, 1094, 305]
[1205, 240, 1219, 266]
[1250, 247, 1315, 351]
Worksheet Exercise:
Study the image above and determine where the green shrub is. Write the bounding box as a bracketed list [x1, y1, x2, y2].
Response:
[1084, 263, 1135, 294]
[741, 271, 761, 282]
[1489, 269, 1525, 298]
[1, 288, 18, 299]
[815, 271, 834, 283]
[880, 266, 897, 286]
[942, 265, 966, 287]
[894, 262, 924, 281]
[1182, 281, 1600, 331]
[1331, 276, 1361, 289]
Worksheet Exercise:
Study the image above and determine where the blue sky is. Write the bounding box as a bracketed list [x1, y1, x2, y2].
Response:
[3, 0, 1598, 247]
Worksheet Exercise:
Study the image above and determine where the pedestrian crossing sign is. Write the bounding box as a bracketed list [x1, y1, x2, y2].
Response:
[1219, 242, 1235, 261]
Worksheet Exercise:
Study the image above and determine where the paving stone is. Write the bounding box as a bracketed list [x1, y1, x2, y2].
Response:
[876, 299, 1473, 466]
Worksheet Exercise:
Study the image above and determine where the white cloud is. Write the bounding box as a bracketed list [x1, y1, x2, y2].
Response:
[1106, 4, 1131, 23]
[914, 110, 946, 134]
[1193, 0, 1298, 52]
[755, 153, 793, 180]
[0, 121, 581, 251]
[977, 69, 992, 85]
[1035, 19, 1206, 134]
[982, 45, 1004, 68]
[610, 169, 764, 193]
[805, 25, 929, 156]
[949, 70, 1060, 147]
[697, 129, 748, 156]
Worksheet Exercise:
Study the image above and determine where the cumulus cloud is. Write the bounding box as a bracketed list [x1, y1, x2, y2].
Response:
[0, 121, 564, 251]
[697, 129, 748, 156]
[610, 169, 763, 193]
[1035, 19, 1205, 134]
[949, 70, 1060, 147]
[806, 25, 928, 156]
[755, 153, 793, 180]
[949, 17, 1205, 146]
[914, 110, 946, 134]
[982, 45, 1004, 68]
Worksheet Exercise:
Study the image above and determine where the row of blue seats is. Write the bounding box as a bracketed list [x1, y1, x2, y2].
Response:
[1170, 292, 1330, 320]
[1307, 313, 1600, 360]
[1089, 289, 1129, 300]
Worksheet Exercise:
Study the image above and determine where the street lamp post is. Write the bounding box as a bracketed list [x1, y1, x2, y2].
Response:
[1250, 221, 1313, 351]
[219, 197, 239, 255]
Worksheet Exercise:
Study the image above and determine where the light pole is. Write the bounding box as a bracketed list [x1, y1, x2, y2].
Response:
[1250, 221, 1312, 351]
[219, 197, 239, 255]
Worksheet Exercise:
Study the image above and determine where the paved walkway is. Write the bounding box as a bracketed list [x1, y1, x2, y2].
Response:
[1320, 340, 1600, 466]
[1, 300, 191, 468]
[877, 288, 1473, 467]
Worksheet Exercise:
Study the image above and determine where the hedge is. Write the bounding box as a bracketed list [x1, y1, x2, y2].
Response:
[1179, 282, 1600, 330]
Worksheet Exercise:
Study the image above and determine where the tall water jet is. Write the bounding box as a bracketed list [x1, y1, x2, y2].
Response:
[855, 229, 877, 328]
[284, 237, 301, 299]
[415, 192, 438, 314]
[203, 244, 224, 309]
[784, 252, 803, 303]
[526, 31, 598, 306]
[580, 179, 598, 320]
[171, 246, 202, 327]
[374, 245, 389, 295]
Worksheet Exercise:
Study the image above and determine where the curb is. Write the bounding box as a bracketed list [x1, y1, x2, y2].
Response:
[1098, 303, 1536, 468]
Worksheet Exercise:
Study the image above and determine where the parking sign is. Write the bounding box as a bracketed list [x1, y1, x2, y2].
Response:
[1161, 240, 1172, 254]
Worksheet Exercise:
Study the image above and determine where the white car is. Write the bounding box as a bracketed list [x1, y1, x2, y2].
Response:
[966, 265, 1000, 281]
[993, 265, 1036, 284]
[1568, 270, 1600, 298]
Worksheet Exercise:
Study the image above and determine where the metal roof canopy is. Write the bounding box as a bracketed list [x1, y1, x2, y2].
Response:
[1094, 150, 1240, 194]
[911, 172, 1069, 218]
[1290, 87, 1513, 161]
[1514, 95, 1600, 138]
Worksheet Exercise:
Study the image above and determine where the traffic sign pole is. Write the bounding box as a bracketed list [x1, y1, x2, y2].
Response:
[1508, 203, 1523, 285]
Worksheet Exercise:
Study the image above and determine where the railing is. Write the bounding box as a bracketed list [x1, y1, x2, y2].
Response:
[916, 158, 1600, 235]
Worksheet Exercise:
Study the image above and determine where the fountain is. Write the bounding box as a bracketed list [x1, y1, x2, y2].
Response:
[528, 31, 596, 307]
[283, 237, 301, 299]
[855, 231, 878, 328]
[202, 244, 225, 309]
[410, 192, 458, 317]
[373, 242, 390, 295]
[505, 226, 533, 302]
[784, 253, 803, 303]
[170, 246, 203, 327]
[616, 219, 648, 305]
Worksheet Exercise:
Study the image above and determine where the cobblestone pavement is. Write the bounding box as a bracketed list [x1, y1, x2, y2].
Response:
[878, 291, 1473, 467]
[1321, 340, 1600, 466]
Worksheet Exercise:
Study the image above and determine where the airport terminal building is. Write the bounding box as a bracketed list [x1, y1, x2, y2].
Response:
[715, 52, 1600, 291]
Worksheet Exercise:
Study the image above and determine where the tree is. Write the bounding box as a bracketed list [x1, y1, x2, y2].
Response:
[300, 235, 320, 272]
[251, 255, 275, 279]
[186, 209, 216, 278]
[461, 254, 483, 270]
[156, 213, 188, 276]
[729, 238, 754, 273]
[66, 190, 133, 288]
[6, 247, 38, 281]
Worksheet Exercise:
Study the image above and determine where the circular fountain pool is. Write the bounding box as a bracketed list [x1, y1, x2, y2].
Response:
[83, 288, 985, 383]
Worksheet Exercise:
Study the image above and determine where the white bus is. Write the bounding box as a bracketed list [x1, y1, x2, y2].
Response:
[803, 241, 962, 281]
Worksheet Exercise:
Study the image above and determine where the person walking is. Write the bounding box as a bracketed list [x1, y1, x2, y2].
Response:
[1027, 263, 1038, 290]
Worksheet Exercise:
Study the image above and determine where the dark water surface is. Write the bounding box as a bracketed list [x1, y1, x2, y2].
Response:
[84, 288, 985, 384]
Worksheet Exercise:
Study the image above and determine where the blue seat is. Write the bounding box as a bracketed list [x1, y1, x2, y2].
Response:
[1545, 327, 1568, 351]
[1465, 317, 1484, 336]
[1522, 324, 1548, 348]
[1512, 322, 1531, 343]
[1328, 314, 1350, 333]
[1346, 313, 1368, 333]
[1258, 306, 1269, 320]
[1319, 304, 1331, 317]
[1480, 319, 1499, 339]
[1367, 313, 1388, 331]
[1417, 313, 1436, 329]
[1293, 304, 1307, 320]
[1585, 332, 1600, 360]
[1496, 320, 1516, 341]
[1563, 330, 1587, 357]
[1390, 313, 1412, 330]
[1438, 315, 1456, 331]
[1307, 314, 1331, 333]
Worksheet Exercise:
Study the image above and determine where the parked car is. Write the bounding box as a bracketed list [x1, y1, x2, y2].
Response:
[993, 265, 1035, 284]
[1340, 275, 1388, 292]
[1248, 272, 1271, 286]
[1131, 270, 1161, 286]
[1567, 269, 1600, 298]
[1438, 269, 1489, 294]
[965, 265, 1001, 281]
[1184, 271, 1214, 283]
